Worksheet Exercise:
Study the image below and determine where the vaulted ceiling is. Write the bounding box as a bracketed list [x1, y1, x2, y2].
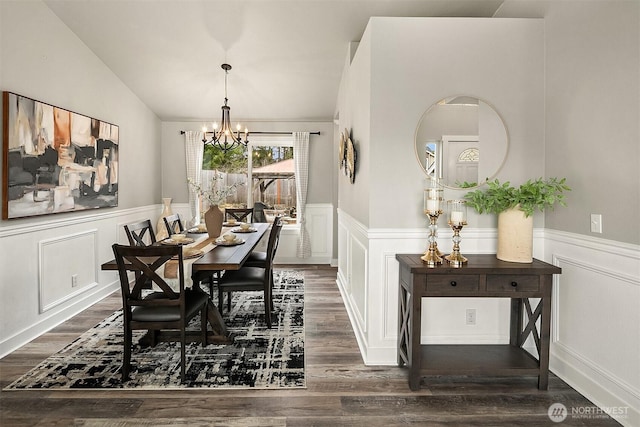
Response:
[44, 0, 522, 123]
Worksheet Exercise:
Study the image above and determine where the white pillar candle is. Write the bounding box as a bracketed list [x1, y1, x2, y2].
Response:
[426, 199, 439, 212]
[450, 211, 464, 224]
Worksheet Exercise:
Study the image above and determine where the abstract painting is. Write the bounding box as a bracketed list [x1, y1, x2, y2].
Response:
[2, 92, 119, 219]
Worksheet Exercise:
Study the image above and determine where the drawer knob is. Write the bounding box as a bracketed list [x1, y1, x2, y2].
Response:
[511, 281, 518, 287]
[450, 281, 457, 287]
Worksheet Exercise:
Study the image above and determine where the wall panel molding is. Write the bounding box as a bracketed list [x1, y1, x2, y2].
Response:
[547, 232, 640, 427]
[0, 204, 159, 358]
[38, 229, 98, 313]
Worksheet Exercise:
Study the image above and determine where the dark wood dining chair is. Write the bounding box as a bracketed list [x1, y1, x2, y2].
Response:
[124, 219, 156, 246]
[244, 215, 283, 270]
[163, 213, 184, 236]
[112, 244, 209, 382]
[252, 202, 268, 223]
[225, 208, 253, 223]
[217, 216, 283, 328]
[163, 213, 216, 295]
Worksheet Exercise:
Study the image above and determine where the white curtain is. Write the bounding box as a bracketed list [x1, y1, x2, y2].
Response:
[184, 131, 204, 225]
[293, 132, 311, 258]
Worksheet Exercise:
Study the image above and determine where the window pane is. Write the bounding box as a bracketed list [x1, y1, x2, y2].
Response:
[252, 146, 296, 216]
[202, 145, 248, 207]
[201, 143, 297, 221]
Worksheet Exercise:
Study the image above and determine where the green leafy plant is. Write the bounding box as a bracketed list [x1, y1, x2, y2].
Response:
[463, 178, 570, 217]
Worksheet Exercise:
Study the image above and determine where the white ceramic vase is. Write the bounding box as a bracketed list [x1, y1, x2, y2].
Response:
[204, 205, 224, 239]
[497, 206, 533, 263]
[156, 197, 173, 240]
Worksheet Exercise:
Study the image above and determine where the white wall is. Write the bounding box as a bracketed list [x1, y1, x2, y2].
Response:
[542, 1, 639, 245]
[0, 1, 162, 356]
[335, 16, 545, 365]
[366, 17, 545, 229]
[336, 32, 372, 227]
[540, 2, 640, 425]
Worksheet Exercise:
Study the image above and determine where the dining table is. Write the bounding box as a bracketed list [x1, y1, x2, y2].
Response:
[101, 222, 270, 343]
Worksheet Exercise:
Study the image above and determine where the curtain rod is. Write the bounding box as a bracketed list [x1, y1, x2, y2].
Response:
[180, 130, 320, 136]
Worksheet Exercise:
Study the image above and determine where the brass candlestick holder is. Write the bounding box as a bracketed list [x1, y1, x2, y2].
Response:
[421, 180, 444, 266]
[444, 200, 468, 267]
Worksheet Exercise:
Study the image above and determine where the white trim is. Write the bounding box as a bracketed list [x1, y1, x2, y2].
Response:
[0, 206, 153, 238]
[545, 234, 640, 427]
[0, 284, 119, 359]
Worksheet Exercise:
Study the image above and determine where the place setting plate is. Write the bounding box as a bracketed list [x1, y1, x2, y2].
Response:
[187, 227, 208, 234]
[231, 227, 257, 233]
[214, 237, 246, 246]
[161, 237, 195, 246]
[172, 248, 204, 259]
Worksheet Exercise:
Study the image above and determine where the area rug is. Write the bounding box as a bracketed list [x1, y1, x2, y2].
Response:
[5, 270, 304, 390]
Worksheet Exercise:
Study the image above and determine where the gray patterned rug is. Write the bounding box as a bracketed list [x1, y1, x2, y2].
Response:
[5, 270, 304, 390]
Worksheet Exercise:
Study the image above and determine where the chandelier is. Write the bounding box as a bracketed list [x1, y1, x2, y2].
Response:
[202, 63, 248, 152]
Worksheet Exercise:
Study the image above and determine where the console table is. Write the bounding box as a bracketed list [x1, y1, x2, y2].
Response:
[396, 254, 561, 391]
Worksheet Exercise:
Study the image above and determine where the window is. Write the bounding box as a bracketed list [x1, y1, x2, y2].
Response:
[202, 137, 297, 221]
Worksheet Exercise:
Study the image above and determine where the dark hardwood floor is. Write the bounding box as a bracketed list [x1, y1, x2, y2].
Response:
[1, 266, 618, 426]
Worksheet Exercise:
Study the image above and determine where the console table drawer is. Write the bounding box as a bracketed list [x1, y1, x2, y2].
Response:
[427, 275, 479, 292]
[487, 275, 539, 292]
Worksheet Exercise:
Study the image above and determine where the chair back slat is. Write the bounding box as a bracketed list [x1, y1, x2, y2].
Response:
[252, 202, 268, 223]
[163, 213, 184, 236]
[225, 208, 253, 222]
[112, 244, 184, 307]
[266, 216, 284, 266]
[124, 220, 156, 246]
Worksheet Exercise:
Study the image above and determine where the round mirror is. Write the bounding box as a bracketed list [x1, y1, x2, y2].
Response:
[414, 96, 508, 189]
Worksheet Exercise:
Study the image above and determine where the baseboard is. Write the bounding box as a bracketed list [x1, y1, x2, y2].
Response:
[0, 282, 119, 359]
[551, 343, 639, 427]
[335, 273, 369, 364]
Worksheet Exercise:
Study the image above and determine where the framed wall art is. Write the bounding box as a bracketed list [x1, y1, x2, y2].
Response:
[2, 92, 119, 219]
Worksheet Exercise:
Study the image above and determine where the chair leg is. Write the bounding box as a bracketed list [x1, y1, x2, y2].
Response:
[201, 305, 208, 346]
[218, 287, 224, 314]
[270, 272, 275, 311]
[180, 326, 186, 382]
[264, 287, 272, 329]
[227, 291, 232, 312]
[122, 325, 132, 381]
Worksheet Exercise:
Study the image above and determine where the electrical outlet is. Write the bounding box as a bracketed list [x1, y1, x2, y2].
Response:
[590, 214, 602, 233]
[71, 274, 78, 287]
[465, 308, 476, 325]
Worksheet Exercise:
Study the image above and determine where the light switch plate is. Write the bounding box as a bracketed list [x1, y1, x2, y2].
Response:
[590, 214, 602, 233]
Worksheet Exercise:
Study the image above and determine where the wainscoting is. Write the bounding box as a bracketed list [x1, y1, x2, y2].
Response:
[336, 209, 639, 426]
[0, 205, 158, 358]
[0, 202, 335, 358]
[545, 230, 639, 427]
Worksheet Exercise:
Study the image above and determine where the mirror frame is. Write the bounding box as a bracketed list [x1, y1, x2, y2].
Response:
[414, 96, 509, 189]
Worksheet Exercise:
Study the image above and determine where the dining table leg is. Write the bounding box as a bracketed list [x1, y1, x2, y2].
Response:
[205, 299, 228, 339]
[192, 276, 230, 343]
